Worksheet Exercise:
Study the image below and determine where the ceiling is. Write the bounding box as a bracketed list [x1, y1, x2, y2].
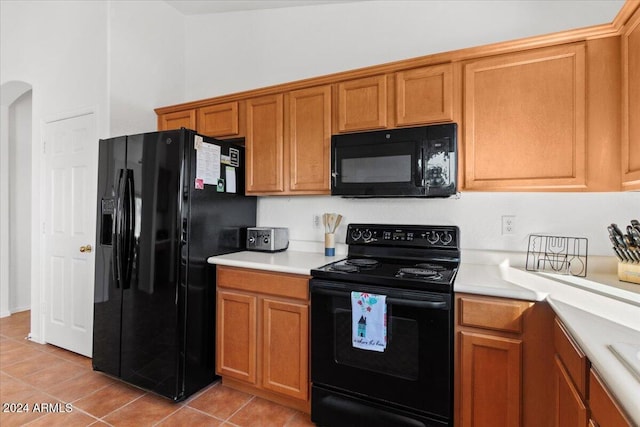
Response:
[164, 0, 366, 15]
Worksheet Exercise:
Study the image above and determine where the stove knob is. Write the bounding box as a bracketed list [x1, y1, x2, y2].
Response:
[441, 231, 453, 245]
[248, 236, 256, 244]
[263, 236, 270, 244]
[363, 230, 372, 240]
[427, 231, 440, 244]
[351, 229, 362, 241]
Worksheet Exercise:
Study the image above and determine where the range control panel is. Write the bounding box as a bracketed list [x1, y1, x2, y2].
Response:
[346, 224, 459, 249]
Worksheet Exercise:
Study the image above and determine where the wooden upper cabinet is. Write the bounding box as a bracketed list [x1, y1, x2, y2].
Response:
[286, 85, 331, 193]
[246, 94, 284, 193]
[158, 110, 196, 131]
[197, 101, 239, 137]
[336, 75, 387, 132]
[622, 8, 640, 190]
[395, 63, 453, 126]
[463, 43, 587, 191]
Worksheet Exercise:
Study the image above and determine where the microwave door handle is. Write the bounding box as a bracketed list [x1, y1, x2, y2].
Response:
[419, 147, 428, 190]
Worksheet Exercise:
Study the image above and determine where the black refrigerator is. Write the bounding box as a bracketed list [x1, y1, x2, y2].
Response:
[92, 128, 256, 401]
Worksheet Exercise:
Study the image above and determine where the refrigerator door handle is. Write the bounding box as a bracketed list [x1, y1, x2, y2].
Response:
[122, 169, 136, 289]
[113, 169, 126, 288]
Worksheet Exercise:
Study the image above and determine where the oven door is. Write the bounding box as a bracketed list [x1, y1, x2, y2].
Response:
[310, 279, 453, 423]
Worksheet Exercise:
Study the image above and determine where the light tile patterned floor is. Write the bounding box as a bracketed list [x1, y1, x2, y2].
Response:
[0, 311, 314, 426]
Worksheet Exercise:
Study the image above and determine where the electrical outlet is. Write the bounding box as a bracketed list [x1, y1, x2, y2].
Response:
[313, 214, 321, 229]
[501, 215, 516, 235]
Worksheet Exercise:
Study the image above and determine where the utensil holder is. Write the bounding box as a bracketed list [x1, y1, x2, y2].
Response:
[325, 233, 335, 256]
[525, 234, 588, 277]
[618, 262, 640, 284]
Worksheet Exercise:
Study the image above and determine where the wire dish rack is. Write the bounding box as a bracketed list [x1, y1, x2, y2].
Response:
[526, 235, 588, 277]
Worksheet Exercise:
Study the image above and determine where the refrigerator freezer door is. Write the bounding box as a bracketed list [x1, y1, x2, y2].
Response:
[93, 136, 127, 377]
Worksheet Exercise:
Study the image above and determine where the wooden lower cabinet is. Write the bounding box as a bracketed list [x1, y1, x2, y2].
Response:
[216, 266, 310, 412]
[261, 298, 309, 400]
[589, 369, 633, 427]
[455, 293, 555, 427]
[554, 318, 633, 427]
[459, 331, 522, 427]
[216, 290, 257, 384]
[555, 355, 588, 427]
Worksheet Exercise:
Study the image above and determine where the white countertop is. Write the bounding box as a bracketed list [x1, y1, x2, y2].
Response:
[207, 250, 640, 424]
[207, 250, 336, 276]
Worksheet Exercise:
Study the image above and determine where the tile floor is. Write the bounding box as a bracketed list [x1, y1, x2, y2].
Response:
[0, 311, 314, 426]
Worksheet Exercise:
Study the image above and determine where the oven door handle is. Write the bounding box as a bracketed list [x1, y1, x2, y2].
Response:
[387, 297, 447, 309]
[311, 287, 449, 310]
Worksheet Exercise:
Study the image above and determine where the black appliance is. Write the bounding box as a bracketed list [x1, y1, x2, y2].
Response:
[92, 128, 256, 401]
[310, 223, 459, 427]
[331, 123, 457, 198]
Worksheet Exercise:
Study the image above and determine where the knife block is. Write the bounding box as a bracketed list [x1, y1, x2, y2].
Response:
[618, 262, 640, 284]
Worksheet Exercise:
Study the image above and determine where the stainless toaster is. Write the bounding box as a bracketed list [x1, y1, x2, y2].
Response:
[246, 227, 289, 252]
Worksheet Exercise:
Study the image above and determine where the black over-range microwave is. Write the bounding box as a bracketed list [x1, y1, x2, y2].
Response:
[331, 123, 457, 198]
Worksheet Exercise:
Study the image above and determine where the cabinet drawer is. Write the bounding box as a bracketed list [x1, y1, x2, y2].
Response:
[217, 265, 309, 301]
[458, 295, 530, 333]
[553, 318, 589, 400]
[589, 369, 631, 427]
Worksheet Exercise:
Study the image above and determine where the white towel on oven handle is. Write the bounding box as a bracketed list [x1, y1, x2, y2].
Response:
[351, 291, 387, 352]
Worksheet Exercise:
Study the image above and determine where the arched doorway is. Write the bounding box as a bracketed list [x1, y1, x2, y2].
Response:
[1, 80, 33, 317]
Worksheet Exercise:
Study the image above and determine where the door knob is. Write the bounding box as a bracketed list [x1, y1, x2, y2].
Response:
[80, 244, 92, 253]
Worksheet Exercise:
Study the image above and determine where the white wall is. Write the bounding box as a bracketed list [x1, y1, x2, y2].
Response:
[0, 0, 109, 331]
[109, 0, 186, 136]
[8, 90, 32, 312]
[184, 0, 625, 99]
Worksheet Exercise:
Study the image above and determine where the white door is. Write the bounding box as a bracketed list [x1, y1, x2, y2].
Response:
[42, 112, 97, 357]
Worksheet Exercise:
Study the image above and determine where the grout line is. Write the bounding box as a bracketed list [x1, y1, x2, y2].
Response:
[224, 394, 256, 423]
[180, 404, 227, 423]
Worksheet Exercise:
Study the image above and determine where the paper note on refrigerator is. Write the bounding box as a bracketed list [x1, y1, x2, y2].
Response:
[225, 166, 237, 193]
[196, 142, 221, 186]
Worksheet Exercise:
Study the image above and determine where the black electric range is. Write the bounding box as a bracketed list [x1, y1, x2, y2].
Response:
[310, 223, 460, 427]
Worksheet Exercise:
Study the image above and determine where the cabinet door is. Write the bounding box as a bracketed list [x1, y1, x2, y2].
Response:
[622, 10, 640, 190]
[459, 331, 522, 427]
[197, 102, 239, 137]
[589, 369, 632, 427]
[261, 298, 309, 401]
[555, 355, 588, 427]
[216, 290, 257, 384]
[158, 110, 196, 131]
[337, 75, 387, 132]
[463, 44, 586, 191]
[246, 94, 284, 193]
[395, 63, 453, 126]
[287, 85, 331, 193]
